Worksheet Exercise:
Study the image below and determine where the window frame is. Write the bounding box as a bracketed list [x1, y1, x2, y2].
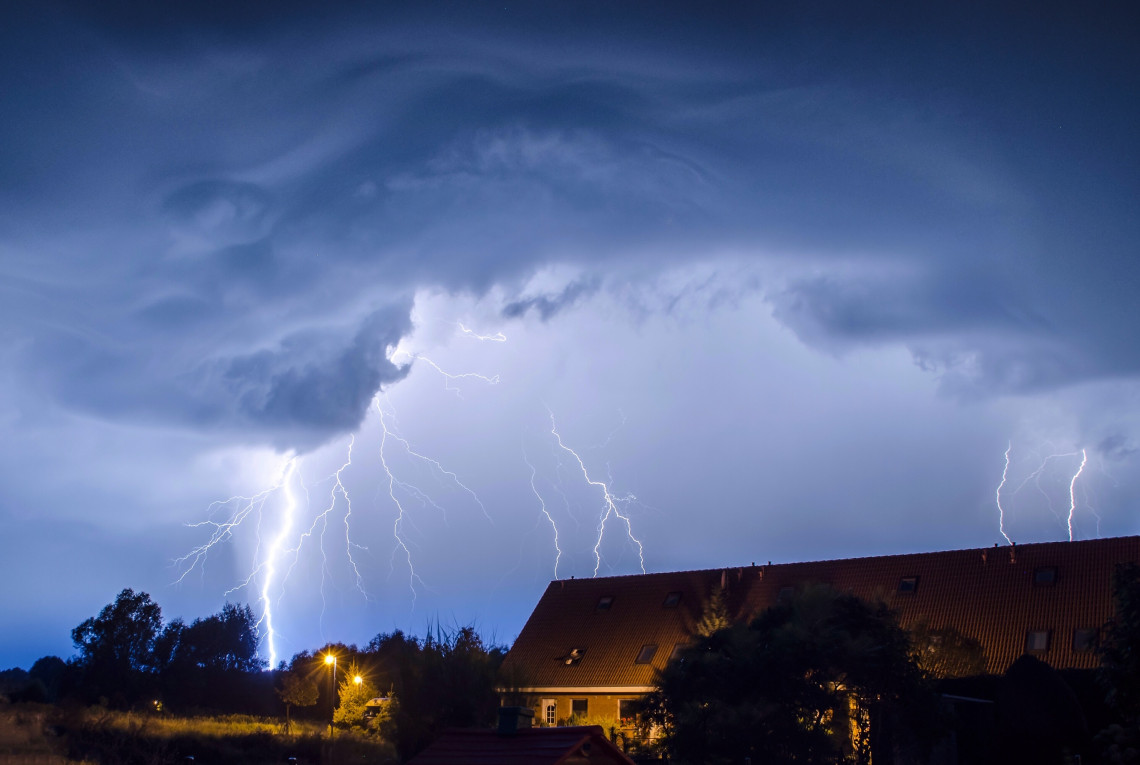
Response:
[1033, 566, 1058, 587]
[897, 576, 919, 594]
[1072, 628, 1098, 653]
[635, 644, 658, 664]
[1025, 629, 1051, 653]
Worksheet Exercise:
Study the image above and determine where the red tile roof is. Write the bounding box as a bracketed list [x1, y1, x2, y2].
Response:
[407, 726, 635, 765]
[501, 536, 1140, 689]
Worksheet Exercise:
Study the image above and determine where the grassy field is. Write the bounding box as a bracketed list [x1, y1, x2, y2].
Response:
[0, 704, 396, 765]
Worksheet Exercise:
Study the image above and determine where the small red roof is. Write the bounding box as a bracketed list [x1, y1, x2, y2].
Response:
[407, 725, 636, 765]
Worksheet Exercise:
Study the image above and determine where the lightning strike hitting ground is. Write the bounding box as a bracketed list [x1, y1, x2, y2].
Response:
[547, 410, 645, 577]
[524, 447, 561, 579]
[995, 443, 1014, 546]
[175, 455, 307, 666]
[995, 443, 1099, 544]
[259, 458, 298, 668]
[1067, 449, 1088, 542]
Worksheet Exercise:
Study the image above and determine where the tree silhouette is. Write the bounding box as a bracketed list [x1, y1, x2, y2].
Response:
[644, 585, 940, 765]
[277, 671, 319, 733]
[910, 623, 987, 679]
[70, 588, 162, 706]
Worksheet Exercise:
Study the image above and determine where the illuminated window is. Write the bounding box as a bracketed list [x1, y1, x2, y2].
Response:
[898, 576, 919, 594]
[1073, 628, 1098, 652]
[1034, 567, 1058, 586]
[542, 699, 556, 726]
[618, 699, 637, 725]
[1026, 630, 1051, 652]
[662, 591, 682, 608]
[635, 644, 658, 664]
[596, 596, 614, 611]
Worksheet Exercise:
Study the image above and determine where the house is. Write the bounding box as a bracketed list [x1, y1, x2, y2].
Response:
[498, 535, 1140, 728]
[408, 708, 636, 765]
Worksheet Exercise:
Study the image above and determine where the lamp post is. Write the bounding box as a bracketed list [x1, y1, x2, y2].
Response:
[324, 653, 337, 740]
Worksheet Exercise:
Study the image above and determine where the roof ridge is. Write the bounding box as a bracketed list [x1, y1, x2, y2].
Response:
[548, 534, 1140, 584]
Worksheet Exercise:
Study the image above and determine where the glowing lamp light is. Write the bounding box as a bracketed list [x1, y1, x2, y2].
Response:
[325, 654, 335, 666]
[353, 675, 363, 685]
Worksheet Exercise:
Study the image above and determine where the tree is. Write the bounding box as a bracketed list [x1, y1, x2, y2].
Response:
[910, 623, 988, 679]
[695, 583, 731, 638]
[643, 585, 940, 765]
[1102, 562, 1140, 720]
[277, 671, 319, 733]
[333, 664, 379, 731]
[70, 588, 163, 706]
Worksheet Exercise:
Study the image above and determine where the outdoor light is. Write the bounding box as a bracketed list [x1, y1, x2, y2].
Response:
[354, 675, 362, 685]
[324, 653, 338, 741]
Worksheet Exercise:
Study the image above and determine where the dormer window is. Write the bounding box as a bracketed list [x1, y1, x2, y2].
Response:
[1073, 628, 1098, 652]
[597, 596, 614, 611]
[662, 592, 682, 608]
[560, 647, 586, 666]
[1025, 630, 1051, 653]
[635, 644, 658, 664]
[1034, 567, 1058, 586]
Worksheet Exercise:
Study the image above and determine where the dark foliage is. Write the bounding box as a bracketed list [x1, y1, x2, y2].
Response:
[992, 654, 1088, 764]
[643, 584, 942, 765]
[910, 623, 988, 679]
[1102, 562, 1140, 720]
[153, 603, 269, 713]
[368, 626, 506, 760]
[69, 588, 163, 707]
[63, 590, 269, 713]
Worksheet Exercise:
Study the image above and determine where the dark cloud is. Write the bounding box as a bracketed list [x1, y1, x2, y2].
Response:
[224, 305, 412, 446]
[502, 278, 602, 321]
[2, 0, 1140, 668]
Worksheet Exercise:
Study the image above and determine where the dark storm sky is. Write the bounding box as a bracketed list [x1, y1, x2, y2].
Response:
[1, 1, 1138, 668]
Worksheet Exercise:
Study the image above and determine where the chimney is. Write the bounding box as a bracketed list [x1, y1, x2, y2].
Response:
[497, 706, 535, 736]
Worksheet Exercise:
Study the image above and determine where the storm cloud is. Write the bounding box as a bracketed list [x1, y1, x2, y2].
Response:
[1, 1, 1138, 667]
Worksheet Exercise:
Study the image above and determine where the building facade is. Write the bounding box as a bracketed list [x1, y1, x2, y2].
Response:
[499, 536, 1140, 728]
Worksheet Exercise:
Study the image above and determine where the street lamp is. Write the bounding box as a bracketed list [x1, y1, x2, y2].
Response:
[353, 675, 362, 686]
[324, 653, 337, 740]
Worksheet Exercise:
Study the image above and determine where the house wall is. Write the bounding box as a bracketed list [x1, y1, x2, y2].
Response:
[529, 693, 643, 728]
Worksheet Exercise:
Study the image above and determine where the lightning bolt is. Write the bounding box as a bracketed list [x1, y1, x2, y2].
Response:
[458, 322, 507, 342]
[1067, 448, 1088, 542]
[373, 393, 493, 602]
[524, 446, 561, 579]
[259, 457, 298, 668]
[375, 397, 423, 604]
[391, 348, 500, 398]
[547, 409, 645, 577]
[995, 442, 1014, 545]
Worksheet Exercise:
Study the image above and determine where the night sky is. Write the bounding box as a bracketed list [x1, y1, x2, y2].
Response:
[2, 1, 1138, 669]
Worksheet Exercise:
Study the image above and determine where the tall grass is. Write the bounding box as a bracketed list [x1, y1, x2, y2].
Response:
[2, 704, 395, 765]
